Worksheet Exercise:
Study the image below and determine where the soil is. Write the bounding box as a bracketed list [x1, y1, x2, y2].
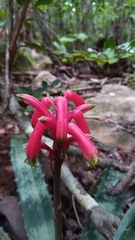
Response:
[0, 61, 135, 240]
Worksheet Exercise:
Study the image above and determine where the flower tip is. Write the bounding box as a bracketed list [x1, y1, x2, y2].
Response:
[24, 158, 37, 167]
[89, 157, 99, 166]
[38, 116, 46, 122]
[16, 93, 22, 98]
[91, 104, 95, 109]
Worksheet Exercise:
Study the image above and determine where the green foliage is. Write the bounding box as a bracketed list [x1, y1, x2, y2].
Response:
[80, 163, 125, 239]
[10, 134, 55, 240]
[23, 50, 36, 67]
[17, 78, 60, 101]
[1, 0, 135, 71]
[103, 36, 116, 50]
[16, 0, 25, 5]
[94, 163, 125, 217]
[35, 0, 54, 7]
[113, 200, 135, 240]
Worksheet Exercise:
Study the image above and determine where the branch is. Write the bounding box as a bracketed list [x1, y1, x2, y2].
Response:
[106, 164, 135, 196]
[4, 28, 10, 109]
[9, 0, 31, 71]
[61, 163, 120, 240]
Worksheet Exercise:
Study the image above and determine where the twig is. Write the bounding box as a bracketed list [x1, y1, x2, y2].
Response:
[61, 163, 120, 240]
[9, 0, 31, 71]
[72, 194, 82, 229]
[106, 164, 135, 196]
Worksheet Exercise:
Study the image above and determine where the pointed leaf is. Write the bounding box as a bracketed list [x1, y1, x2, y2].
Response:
[42, 81, 48, 90]
[103, 36, 116, 50]
[120, 222, 135, 240]
[94, 163, 125, 217]
[51, 79, 60, 88]
[113, 200, 135, 240]
[34, 87, 44, 99]
[10, 134, 55, 240]
[18, 86, 32, 94]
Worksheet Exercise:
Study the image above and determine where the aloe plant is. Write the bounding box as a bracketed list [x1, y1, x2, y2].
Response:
[10, 134, 55, 240]
[113, 199, 135, 240]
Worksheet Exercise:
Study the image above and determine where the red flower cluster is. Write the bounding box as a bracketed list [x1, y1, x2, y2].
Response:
[17, 91, 98, 167]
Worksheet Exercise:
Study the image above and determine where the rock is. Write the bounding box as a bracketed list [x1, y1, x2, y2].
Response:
[85, 84, 135, 151]
[14, 48, 53, 71]
[31, 49, 53, 70]
[32, 70, 57, 87]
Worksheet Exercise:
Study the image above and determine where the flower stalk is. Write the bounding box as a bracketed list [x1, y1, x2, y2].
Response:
[53, 149, 63, 240]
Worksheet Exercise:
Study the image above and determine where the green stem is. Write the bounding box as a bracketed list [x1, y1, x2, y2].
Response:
[53, 149, 62, 240]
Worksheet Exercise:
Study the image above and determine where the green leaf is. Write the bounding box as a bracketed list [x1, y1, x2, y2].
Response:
[18, 86, 32, 94]
[10, 135, 55, 240]
[23, 51, 36, 67]
[94, 163, 125, 217]
[34, 87, 44, 99]
[60, 36, 76, 43]
[24, 41, 48, 52]
[53, 41, 67, 54]
[16, 0, 25, 5]
[42, 81, 48, 90]
[35, 0, 54, 7]
[24, 18, 34, 28]
[75, 50, 90, 58]
[129, 40, 135, 48]
[113, 200, 135, 240]
[102, 48, 118, 64]
[130, 13, 135, 19]
[74, 33, 88, 41]
[51, 79, 60, 88]
[103, 36, 116, 50]
[90, 56, 105, 64]
[0, 227, 12, 240]
[120, 222, 135, 240]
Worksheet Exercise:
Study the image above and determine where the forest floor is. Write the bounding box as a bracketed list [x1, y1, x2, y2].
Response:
[0, 60, 135, 240]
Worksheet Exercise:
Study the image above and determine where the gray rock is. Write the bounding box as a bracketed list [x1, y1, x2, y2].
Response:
[85, 84, 135, 151]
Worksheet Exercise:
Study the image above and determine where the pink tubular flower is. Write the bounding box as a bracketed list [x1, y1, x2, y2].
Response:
[31, 110, 41, 128]
[17, 94, 52, 118]
[68, 122, 98, 163]
[18, 90, 98, 167]
[55, 97, 68, 145]
[26, 122, 46, 167]
[68, 103, 94, 121]
[64, 90, 85, 106]
[73, 109, 90, 134]
[31, 97, 54, 128]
